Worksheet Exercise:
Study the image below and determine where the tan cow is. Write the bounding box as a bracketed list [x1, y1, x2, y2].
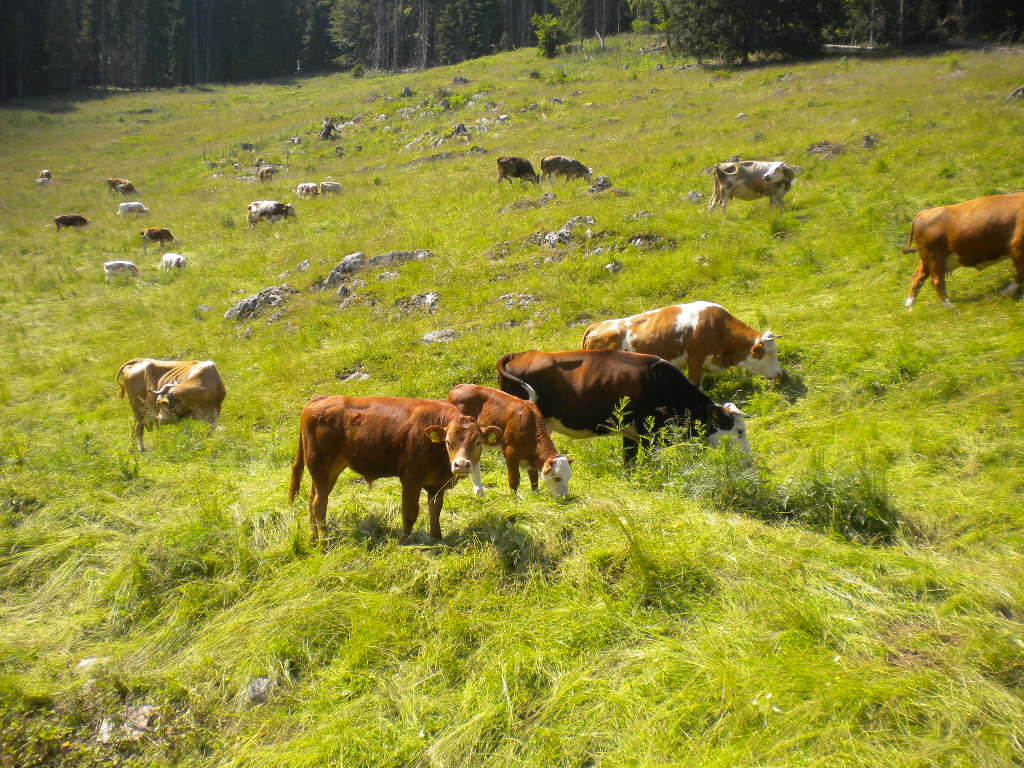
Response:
[708, 160, 795, 213]
[141, 227, 175, 254]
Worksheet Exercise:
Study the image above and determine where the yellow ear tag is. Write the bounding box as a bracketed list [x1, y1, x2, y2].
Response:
[427, 429, 443, 443]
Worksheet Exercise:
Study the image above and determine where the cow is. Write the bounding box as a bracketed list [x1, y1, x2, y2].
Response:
[296, 182, 319, 198]
[115, 358, 226, 452]
[582, 301, 783, 389]
[118, 202, 150, 216]
[497, 156, 540, 185]
[288, 396, 502, 545]
[320, 181, 342, 195]
[497, 349, 751, 465]
[258, 166, 275, 182]
[247, 200, 296, 228]
[54, 214, 89, 231]
[140, 227, 175, 254]
[902, 192, 1024, 309]
[448, 383, 573, 498]
[38, 170, 52, 180]
[115, 181, 137, 196]
[104, 260, 141, 282]
[106, 177, 131, 194]
[708, 160, 795, 214]
[540, 155, 592, 182]
[160, 253, 187, 271]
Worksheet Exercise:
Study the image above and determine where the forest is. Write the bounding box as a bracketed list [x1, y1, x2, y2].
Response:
[1, 0, 1020, 99]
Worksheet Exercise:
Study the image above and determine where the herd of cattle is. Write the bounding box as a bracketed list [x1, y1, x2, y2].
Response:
[33, 149, 1024, 544]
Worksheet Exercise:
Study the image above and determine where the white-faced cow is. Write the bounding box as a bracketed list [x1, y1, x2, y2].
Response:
[115, 358, 226, 452]
[497, 156, 540, 184]
[104, 261, 141, 282]
[160, 253, 187, 271]
[141, 227, 175, 254]
[247, 200, 297, 228]
[37, 170, 52, 185]
[289, 396, 501, 545]
[709, 160, 795, 213]
[903, 192, 1024, 308]
[540, 155, 592, 182]
[497, 349, 750, 465]
[583, 301, 783, 389]
[296, 183, 319, 198]
[448, 383, 573, 498]
[54, 214, 89, 231]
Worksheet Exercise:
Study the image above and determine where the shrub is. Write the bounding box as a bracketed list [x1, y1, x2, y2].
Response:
[350, 63, 365, 78]
[532, 14, 568, 59]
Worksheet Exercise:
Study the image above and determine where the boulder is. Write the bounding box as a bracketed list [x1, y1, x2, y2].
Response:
[322, 253, 366, 288]
[807, 140, 843, 156]
[400, 86, 414, 97]
[378, 271, 399, 281]
[862, 134, 879, 149]
[604, 261, 623, 274]
[224, 286, 293, 321]
[423, 329, 459, 343]
[685, 190, 705, 203]
[452, 75, 469, 85]
[246, 676, 272, 705]
[1007, 86, 1024, 101]
[588, 175, 612, 193]
[240, 142, 255, 151]
[97, 705, 158, 744]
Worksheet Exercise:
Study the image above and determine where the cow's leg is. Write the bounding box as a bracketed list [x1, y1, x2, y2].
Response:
[623, 436, 640, 467]
[134, 418, 146, 452]
[1003, 233, 1024, 295]
[469, 465, 486, 498]
[905, 258, 929, 309]
[308, 465, 343, 548]
[504, 447, 521, 494]
[425, 487, 445, 541]
[527, 468, 539, 492]
[686, 351, 705, 389]
[930, 267, 953, 308]
[719, 187, 731, 214]
[400, 482, 422, 543]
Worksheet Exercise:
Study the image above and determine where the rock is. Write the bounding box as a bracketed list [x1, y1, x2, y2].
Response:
[224, 286, 292, 321]
[342, 371, 370, 382]
[550, 96, 565, 105]
[334, 146, 345, 156]
[98, 705, 158, 743]
[588, 175, 612, 193]
[452, 75, 469, 85]
[367, 249, 433, 268]
[75, 657, 106, 674]
[627, 233, 663, 248]
[397, 291, 440, 313]
[565, 215, 595, 229]
[685, 190, 705, 203]
[571, 90, 583, 96]
[1007, 86, 1024, 101]
[736, 112, 748, 119]
[378, 271, 399, 281]
[946, 69, 966, 79]
[452, 122, 469, 136]
[246, 677, 272, 705]
[654, 63, 664, 71]
[240, 142, 254, 151]
[266, 308, 286, 323]
[500, 292, 538, 308]
[196, 304, 213, 313]
[604, 261, 623, 274]
[438, 97, 451, 110]
[289, 136, 302, 144]
[497, 114, 510, 123]
[400, 86, 414, 97]
[543, 229, 573, 248]
[241, 327, 253, 339]
[540, 193, 556, 206]
[807, 140, 843, 156]
[423, 329, 459, 343]
[294, 259, 311, 272]
[627, 210, 654, 219]
[322, 253, 367, 288]
[528, 102, 540, 111]
[862, 133, 879, 149]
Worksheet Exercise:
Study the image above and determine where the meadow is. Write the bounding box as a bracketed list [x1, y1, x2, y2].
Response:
[1, 37, 1024, 767]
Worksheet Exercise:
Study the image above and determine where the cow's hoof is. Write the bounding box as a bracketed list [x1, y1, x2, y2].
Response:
[473, 488, 486, 499]
[942, 300, 955, 309]
[903, 298, 915, 310]
[1000, 282, 1020, 296]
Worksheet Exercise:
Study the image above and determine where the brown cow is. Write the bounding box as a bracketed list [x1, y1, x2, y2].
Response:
[140, 227, 175, 254]
[54, 214, 89, 231]
[903, 192, 1024, 308]
[289, 396, 501, 545]
[448, 384, 573, 497]
[497, 156, 539, 184]
[540, 155, 592, 182]
[583, 301, 783, 389]
[258, 166, 275, 182]
[115, 359, 226, 452]
[106, 177, 131, 194]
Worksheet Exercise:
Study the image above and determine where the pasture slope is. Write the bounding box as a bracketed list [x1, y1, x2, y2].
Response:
[2, 37, 1024, 767]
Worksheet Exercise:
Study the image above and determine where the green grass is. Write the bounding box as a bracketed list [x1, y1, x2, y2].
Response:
[2, 37, 1024, 767]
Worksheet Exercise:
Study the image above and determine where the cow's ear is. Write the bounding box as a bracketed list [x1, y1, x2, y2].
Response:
[483, 426, 502, 445]
[751, 342, 765, 359]
[541, 459, 553, 475]
[424, 426, 445, 443]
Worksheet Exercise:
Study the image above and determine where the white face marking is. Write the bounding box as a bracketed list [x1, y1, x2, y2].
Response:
[763, 161, 785, 182]
[708, 406, 751, 454]
[541, 456, 573, 497]
[739, 335, 783, 379]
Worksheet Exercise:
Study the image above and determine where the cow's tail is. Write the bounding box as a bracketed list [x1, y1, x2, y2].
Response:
[901, 216, 920, 254]
[114, 358, 145, 397]
[289, 432, 305, 503]
[496, 353, 539, 405]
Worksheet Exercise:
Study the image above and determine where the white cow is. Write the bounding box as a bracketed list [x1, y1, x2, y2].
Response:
[104, 261, 141, 282]
[296, 182, 319, 198]
[118, 202, 150, 216]
[320, 181, 342, 195]
[246, 200, 297, 228]
[708, 160, 796, 214]
[160, 253, 187, 271]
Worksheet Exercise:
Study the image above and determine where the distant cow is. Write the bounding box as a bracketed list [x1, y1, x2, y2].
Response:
[115, 358, 226, 452]
[709, 160, 795, 213]
[540, 155, 592, 182]
[448, 383, 573, 498]
[247, 200, 296, 228]
[160, 253, 187, 271]
[106, 177, 131, 194]
[37, 170, 52, 185]
[141, 227, 175, 253]
[903, 192, 1024, 308]
[54, 214, 89, 231]
[116, 182, 137, 196]
[497, 156, 540, 184]
[497, 349, 750, 465]
[583, 301, 783, 389]
[104, 261, 141, 282]
[118, 202, 150, 216]
[258, 166, 275, 182]
[296, 182, 319, 198]
[320, 181, 342, 195]
[288, 396, 501, 545]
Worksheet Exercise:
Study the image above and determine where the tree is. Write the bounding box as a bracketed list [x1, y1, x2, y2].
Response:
[532, 12, 568, 57]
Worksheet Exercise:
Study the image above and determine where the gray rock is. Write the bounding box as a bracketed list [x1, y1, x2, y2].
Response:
[549, 96, 565, 105]
[654, 63, 664, 71]
[289, 136, 302, 144]
[295, 259, 311, 273]
[604, 261, 623, 274]
[627, 210, 655, 219]
[367, 249, 433, 268]
[543, 229, 573, 248]
[240, 143, 255, 151]
[685, 190, 705, 203]
[452, 122, 469, 136]
[862, 133, 879, 149]
[807, 140, 843, 156]
[500, 292, 538, 307]
[97, 705, 158, 744]
[334, 146, 345, 156]
[1007, 85, 1024, 101]
[438, 97, 451, 110]
[224, 286, 292, 321]
[571, 90, 583, 96]
[400, 86, 414, 97]
[565, 215, 596, 229]
[540, 192, 556, 206]
[342, 371, 370, 382]
[415, 291, 440, 311]
[323, 253, 367, 288]
[497, 114, 510, 123]
[246, 677, 272, 705]
[452, 75, 469, 85]
[588, 175, 612, 193]
[729, 154, 742, 162]
[736, 112, 748, 119]
[241, 327, 254, 339]
[378, 270, 399, 281]
[423, 329, 459, 344]
[336, 283, 354, 299]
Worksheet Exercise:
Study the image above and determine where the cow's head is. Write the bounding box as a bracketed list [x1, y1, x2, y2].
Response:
[707, 402, 751, 454]
[425, 417, 501, 477]
[285, 204, 297, 218]
[763, 161, 787, 183]
[151, 383, 186, 425]
[541, 455, 574, 497]
[740, 330, 784, 380]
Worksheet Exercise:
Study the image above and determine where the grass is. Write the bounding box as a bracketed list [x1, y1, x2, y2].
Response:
[2, 36, 1024, 767]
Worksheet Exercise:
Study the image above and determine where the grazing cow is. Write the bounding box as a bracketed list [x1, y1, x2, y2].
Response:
[104, 261, 141, 282]
[38, 170, 52, 180]
[115, 181, 137, 196]
[247, 200, 297, 228]
[54, 214, 89, 231]
[118, 202, 150, 216]
[540, 155, 592, 182]
[497, 349, 750, 465]
[288, 396, 501, 545]
[160, 253, 187, 271]
[115, 358, 226, 452]
[258, 166, 275, 182]
[448, 383, 573, 498]
[140, 227, 175, 254]
[708, 160, 795, 213]
[106, 177, 131, 194]
[296, 182, 319, 198]
[582, 301, 783, 389]
[320, 181, 342, 195]
[36, 177, 52, 186]
[902, 192, 1024, 308]
[497, 156, 540, 184]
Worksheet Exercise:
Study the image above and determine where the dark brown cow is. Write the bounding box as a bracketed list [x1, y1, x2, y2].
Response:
[903, 192, 1024, 308]
[497, 156, 539, 184]
[289, 396, 501, 545]
[54, 214, 89, 231]
[540, 155, 592, 182]
[140, 227, 175, 254]
[448, 384, 573, 497]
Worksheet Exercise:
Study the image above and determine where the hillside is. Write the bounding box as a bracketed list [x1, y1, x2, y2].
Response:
[2, 37, 1024, 767]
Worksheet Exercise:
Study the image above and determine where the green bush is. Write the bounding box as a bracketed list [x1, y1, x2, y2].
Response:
[532, 14, 569, 59]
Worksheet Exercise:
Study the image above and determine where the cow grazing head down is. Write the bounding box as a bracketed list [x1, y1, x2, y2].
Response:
[151, 383, 186, 424]
[541, 455, 574, 497]
[742, 331, 784, 380]
[707, 402, 751, 454]
[424, 417, 501, 477]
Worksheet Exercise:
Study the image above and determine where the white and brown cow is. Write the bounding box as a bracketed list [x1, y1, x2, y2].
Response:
[247, 200, 297, 228]
[37, 170, 52, 185]
[115, 358, 226, 452]
[141, 227, 175, 254]
[296, 182, 319, 198]
[583, 301, 782, 389]
[104, 261, 141, 282]
[708, 160, 795, 213]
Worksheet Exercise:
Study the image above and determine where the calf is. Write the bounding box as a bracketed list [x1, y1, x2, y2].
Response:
[116, 358, 226, 452]
[903, 192, 1024, 308]
[54, 214, 89, 231]
[104, 261, 141, 282]
[320, 181, 342, 195]
[258, 166, 275, 182]
[583, 301, 783, 388]
[708, 160, 795, 213]
[289, 396, 501, 545]
[497, 349, 750, 465]
[106, 177, 131, 194]
[247, 200, 297, 228]
[140, 227, 175, 254]
[497, 156, 540, 184]
[296, 182, 319, 198]
[448, 383, 573, 498]
[540, 155, 592, 182]
[160, 253, 187, 271]
[118, 202, 150, 216]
